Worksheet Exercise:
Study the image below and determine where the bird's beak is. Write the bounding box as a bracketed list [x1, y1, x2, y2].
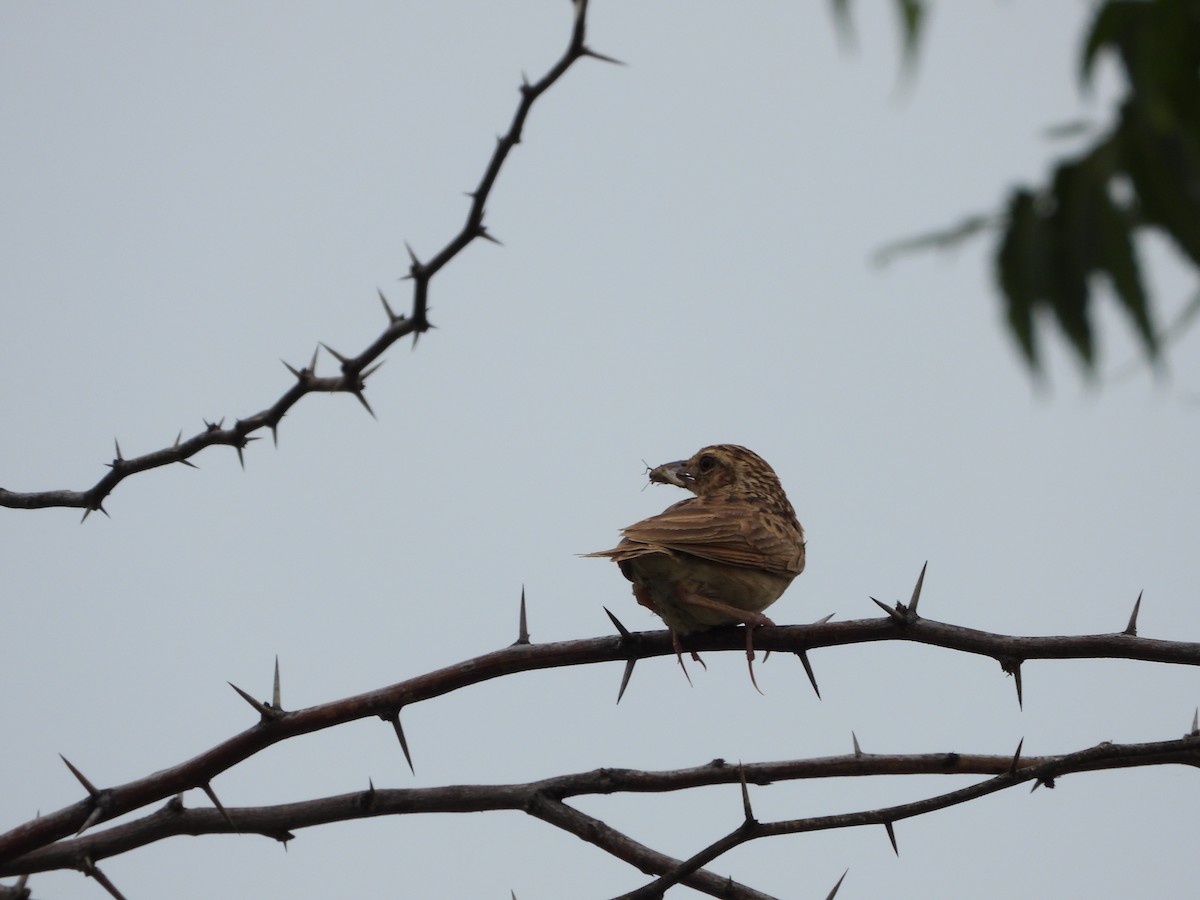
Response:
[647, 459, 693, 489]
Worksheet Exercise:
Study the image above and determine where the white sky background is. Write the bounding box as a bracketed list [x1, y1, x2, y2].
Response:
[3, 2, 1199, 898]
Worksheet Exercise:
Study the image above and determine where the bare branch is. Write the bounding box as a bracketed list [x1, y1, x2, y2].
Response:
[13, 737, 1196, 886]
[618, 734, 1200, 897]
[3, 613, 1197, 864]
[0, 0, 606, 516]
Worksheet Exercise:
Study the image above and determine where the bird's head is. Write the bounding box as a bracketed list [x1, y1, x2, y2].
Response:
[648, 444, 783, 499]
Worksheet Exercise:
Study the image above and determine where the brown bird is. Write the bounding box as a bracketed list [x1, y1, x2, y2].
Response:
[586, 444, 805, 689]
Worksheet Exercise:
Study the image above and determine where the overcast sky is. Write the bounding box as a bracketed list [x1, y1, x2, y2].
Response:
[3, 2, 1198, 898]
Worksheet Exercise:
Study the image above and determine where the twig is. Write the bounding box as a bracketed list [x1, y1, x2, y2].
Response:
[620, 734, 1200, 898]
[0, 0, 609, 518]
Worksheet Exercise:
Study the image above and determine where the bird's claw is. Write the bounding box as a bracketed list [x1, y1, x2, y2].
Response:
[744, 616, 775, 695]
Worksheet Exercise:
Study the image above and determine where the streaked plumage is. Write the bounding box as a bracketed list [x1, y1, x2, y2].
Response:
[586, 444, 805, 685]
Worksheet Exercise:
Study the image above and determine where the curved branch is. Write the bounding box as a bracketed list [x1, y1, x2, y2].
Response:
[0, 0, 610, 519]
[1, 608, 1196, 866]
[621, 734, 1200, 899]
[6, 736, 1197, 891]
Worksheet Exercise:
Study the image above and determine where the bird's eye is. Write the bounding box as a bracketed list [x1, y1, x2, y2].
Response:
[698, 455, 717, 474]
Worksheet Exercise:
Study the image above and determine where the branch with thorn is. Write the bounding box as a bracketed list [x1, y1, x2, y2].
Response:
[3, 575, 1195, 875]
[0, 0, 618, 519]
[7, 732, 1198, 893]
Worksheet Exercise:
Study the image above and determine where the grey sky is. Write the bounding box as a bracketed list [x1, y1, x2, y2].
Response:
[3, 2, 1198, 897]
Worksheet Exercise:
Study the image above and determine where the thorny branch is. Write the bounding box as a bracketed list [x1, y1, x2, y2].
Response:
[1, 594, 1198, 879]
[619, 734, 1200, 899]
[0, 0, 611, 521]
[4, 730, 1198, 893]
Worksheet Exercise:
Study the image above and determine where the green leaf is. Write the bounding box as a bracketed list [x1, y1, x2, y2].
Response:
[895, 0, 926, 77]
[1080, 1, 1141, 91]
[828, 0, 928, 76]
[995, 191, 1046, 370]
[1119, 101, 1200, 268]
[1047, 164, 1096, 368]
[1042, 119, 1098, 141]
[829, 0, 854, 47]
[1094, 181, 1157, 359]
[873, 213, 996, 267]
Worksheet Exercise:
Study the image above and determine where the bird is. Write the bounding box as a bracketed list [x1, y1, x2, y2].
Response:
[585, 444, 805, 689]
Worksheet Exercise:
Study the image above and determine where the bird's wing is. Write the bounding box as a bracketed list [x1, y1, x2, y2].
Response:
[617, 496, 804, 577]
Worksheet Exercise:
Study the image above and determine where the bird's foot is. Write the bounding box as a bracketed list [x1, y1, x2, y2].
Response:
[744, 614, 776, 695]
[670, 629, 708, 686]
[671, 630, 694, 686]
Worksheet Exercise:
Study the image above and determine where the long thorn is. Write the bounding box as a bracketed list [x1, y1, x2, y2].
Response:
[738, 765, 754, 822]
[1124, 590, 1143, 636]
[603, 606, 631, 637]
[616, 658, 636, 704]
[513, 587, 530, 645]
[378, 288, 400, 323]
[77, 805, 106, 836]
[869, 596, 905, 622]
[476, 226, 503, 245]
[909, 561, 928, 615]
[83, 857, 129, 900]
[405, 241, 420, 266]
[797, 649, 821, 699]
[884, 821, 899, 856]
[201, 782, 237, 831]
[272, 656, 282, 710]
[581, 46, 626, 65]
[59, 755, 100, 796]
[363, 778, 377, 812]
[81, 502, 110, 522]
[228, 682, 273, 718]
[352, 389, 376, 419]
[320, 342, 350, 365]
[388, 712, 415, 774]
[851, 732, 863, 758]
[825, 869, 850, 900]
[1009, 738, 1025, 775]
